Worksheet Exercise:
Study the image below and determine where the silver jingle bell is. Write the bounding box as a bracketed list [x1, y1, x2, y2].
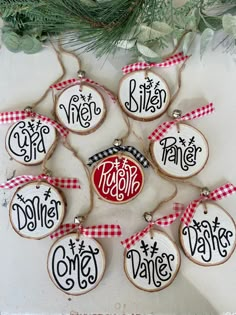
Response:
[77, 70, 86, 79]
[74, 215, 85, 224]
[172, 109, 182, 119]
[201, 187, 210, 197]
[113, 139, 123, 147]
[143, 212, 153, 223]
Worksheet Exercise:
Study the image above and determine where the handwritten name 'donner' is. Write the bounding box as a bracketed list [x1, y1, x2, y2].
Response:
[52, 238, 100, 291]
[59, 92, 102, 128]
[126, 240, 176, 288]
[12, 187, 61, 232]
[182, 216, 234, 263]
[124, 77, 167, 114]
[159, 136, 202, 171]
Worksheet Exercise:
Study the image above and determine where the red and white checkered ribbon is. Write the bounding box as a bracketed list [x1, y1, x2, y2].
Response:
[0, 174, 80, 189]
[148, 102, 215, 141]
[121, 203, 185, 249]
[50, 223, 122, 240]
[181, 183, 236, 225]
[0, 110, 69, 138]
[122, 52, 189, 74]
[50, 77, 117, 103]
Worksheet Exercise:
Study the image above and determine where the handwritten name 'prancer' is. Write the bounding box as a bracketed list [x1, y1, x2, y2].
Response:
[92, 156, 144, 203]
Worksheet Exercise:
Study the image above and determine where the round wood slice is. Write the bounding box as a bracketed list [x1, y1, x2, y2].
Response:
[180, 202, 236, 266]
[5, 118, 57, 165]
[9, 182, 66, 239]
[55, 83, 106, 134]
[118, 70, 170, 121]
[91, 154, 144, 204]
[150, 123, 209, 179]
[124, 229, 180, 291]
[47, 233, 105, 295]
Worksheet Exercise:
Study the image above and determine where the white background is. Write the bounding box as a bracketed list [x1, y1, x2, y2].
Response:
[0, 32, 236, 315]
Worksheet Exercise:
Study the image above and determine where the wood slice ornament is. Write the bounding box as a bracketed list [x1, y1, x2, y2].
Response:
[47, 233, 105, 295]
[5, 117, 57, 165]
[118, 70, 170, 121]
[91, 154, 144, 204]
[124, 230, 180, 291]
[150, 123, 209, 179]
[9, 181, 65, 239]
[180, 202, 236, 266]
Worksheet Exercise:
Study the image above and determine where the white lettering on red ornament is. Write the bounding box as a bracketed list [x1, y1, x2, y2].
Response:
[55, 84, 106, 134]
[124, 230, 180, 291]
[91, 155, 144, 203]
[9, 182, 65, 239]
[47, 233, 105, 295]
[5, 118, 56, 165]
[118, 71, 170, 121]
[180, 203, 236, 266]
[150, 124, 208, 178]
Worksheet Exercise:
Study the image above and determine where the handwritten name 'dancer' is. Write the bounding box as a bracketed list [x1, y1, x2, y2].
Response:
[124, 76, 167, 114]
[59, 92, 102, 129]
[51, 237, 101, 292]
[160, 136, 202, 171]
[95, 157, 142, 202]
[182, 216, 234, 263]
[126, 239, 176, 288]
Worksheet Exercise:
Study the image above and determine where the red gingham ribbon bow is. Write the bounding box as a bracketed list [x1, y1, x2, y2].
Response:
[121, 203, 185, 249]
[122, 52, 189, 74]
[50, 223, 122, 240]
[148, 102, 215, 142]
[50, 77, 117, 103]
[0, 174, 81, 189]
[181, 183, 236, 225]
[0, 110, 69, 138]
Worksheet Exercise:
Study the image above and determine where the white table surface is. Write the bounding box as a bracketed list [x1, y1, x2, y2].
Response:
[0, 33, 235, 315]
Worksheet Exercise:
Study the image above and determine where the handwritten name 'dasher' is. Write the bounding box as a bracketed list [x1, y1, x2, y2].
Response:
[59, 94, 101, 128]
[97, 158, 141, 201]
[124, 78, 167, 114]
[182, 216, 234, 262]
[52, 239, 100, 291]
[159, 136, 202, 171]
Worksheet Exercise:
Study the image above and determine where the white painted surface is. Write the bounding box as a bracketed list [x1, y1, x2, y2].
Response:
[56, 84, 106, 134]
[180, 203, 236, 266]
[151, 123, 209, 178]
[0, 34, 236, 315]
[118, 70, 170, 120]
[124, 230, 180, 291]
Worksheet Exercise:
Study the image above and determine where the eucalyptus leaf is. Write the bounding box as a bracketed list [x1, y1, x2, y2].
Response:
[136, 42, 159, 58]
[116, 39, 136, 49]
[138, 22, 172, 43]
[182, 32, 195, 56]
[186, 8, 200, 31]
[200, 28, 214, 58]
[222, 14, 236, 38]
[23, 37, 42, 54]
[2, 31, 21, 52]
[20, 35, 34, 51]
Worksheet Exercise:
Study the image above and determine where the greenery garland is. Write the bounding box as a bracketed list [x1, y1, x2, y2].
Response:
[0, 0, 236, 58]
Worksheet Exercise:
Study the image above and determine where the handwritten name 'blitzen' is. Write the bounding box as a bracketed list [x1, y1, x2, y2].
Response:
[92, 156, 144, 203]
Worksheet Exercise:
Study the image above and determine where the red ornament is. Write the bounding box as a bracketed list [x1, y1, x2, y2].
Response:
[92, 154, 144, 203]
